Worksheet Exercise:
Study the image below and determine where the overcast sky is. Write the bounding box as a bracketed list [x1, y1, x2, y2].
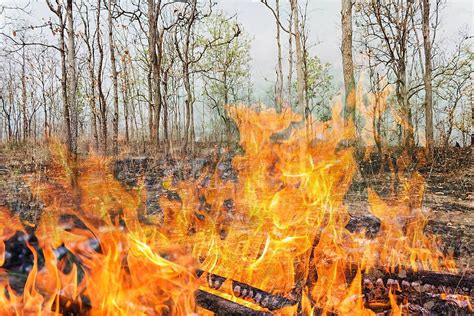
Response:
[214, 0, 472, 97]
[2, 0, 473, 98]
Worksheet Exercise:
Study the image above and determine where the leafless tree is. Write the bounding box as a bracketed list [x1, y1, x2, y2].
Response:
[341, 0, 356, 125]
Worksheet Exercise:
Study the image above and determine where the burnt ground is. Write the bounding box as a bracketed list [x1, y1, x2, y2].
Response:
[0, 145, 472, 268]
[345, 148, 473, 268]
[0, 145, 472, 314]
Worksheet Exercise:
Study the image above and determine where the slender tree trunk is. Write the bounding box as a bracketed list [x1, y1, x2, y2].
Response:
[21, 47, 28, 141]
[183, 62, 193, 152]
[108, 0, 119, 155]
[275, 0, 283, 111]
[96, 0, 108, 155]
[341, 0, 356, 126]
[422, 0, 434, 156]
[66, 0, 77, 154]
[154, 31, 164, 149]
[397, 66, 414, 149]
[147, 67, 154, 141]
[291, 0, 306, 115]
[86, 49, 99, 152]
[60, 37, 72, 151]
[162, 66, 171, 154]
[147, 0, 163, 150]
[471, 76, 474, 146]
[81, 5, 100, 152]
[52, 9, 73, 152]
[288, 5, 294, 103]
[41, 74, 49, 139]
[181, 1, 197, 154]
[121, 57, 130, 144]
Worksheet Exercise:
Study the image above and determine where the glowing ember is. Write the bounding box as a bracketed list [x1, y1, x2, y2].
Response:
[0, 103, 458, 314]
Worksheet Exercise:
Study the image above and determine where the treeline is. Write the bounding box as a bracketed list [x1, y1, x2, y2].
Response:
[0, 0, 252, 155]
[0, 0, 472, 157]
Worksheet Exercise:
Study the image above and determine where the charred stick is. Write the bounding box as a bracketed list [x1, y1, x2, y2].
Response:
[378, 268, 474, 291]
[196, 289, 273, 316]
[231, 280, 297, 311]
[197, 270, 297, 311]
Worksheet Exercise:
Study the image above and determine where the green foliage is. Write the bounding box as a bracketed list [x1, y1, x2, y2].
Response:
[199, 12, 253, 129]
[293, 55, 335, 121]
[306, 56, 335, 121]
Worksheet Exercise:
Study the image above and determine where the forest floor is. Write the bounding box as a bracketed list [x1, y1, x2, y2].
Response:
[0, 144, 472, 269]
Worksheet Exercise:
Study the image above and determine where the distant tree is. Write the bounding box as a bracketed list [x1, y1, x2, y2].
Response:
[303, 56, 335, 121]
[421, 0, 434, 156]
[200, 13, 252, 143]
[65, 0, 78, 154]
[46, 0, 73, 152]
[291, 0, 306, 115]
[356, 1, 419, 150]
[78, 1, 99, 152]
[341, 0, 356, 126]
[107, 0, 119, 155]
[434, 40, 472, 148]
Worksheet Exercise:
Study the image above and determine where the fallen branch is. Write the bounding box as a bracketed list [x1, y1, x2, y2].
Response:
[198, 269, 297, 311]
[196, 289, 273, 315]
[378, 268, 474, 290]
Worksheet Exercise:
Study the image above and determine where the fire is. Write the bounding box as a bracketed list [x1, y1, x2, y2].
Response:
[0, 102, 456, 314]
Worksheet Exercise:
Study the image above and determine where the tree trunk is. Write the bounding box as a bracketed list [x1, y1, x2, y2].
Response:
[275, 0, 283, 111]
[147, 67, 154, 141]
[54, 9, 73, 152]
[108, 0, 119, 155]
[41, 72, 49, 139]
[148, 0, 162, 150]
[87, 47, 99, 152]
[183, 62, 193, 152]
[162, 66, 171, 154]
[21, 47, 28, 141]
[291, 0, 306, 115]
[181, 0, 197, 154]
[397, 66, 414, 150]
[422, 0, 434, 156]
[341, 0, 356, 126]
[288, 5, 293, 103]
[121, 57, 130, 145]
[471, 77, 474, 146]
[66, 0, 77, 154]
[96, 0, 108, 155]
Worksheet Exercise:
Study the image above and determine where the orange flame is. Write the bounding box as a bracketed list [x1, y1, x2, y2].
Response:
[0, 101, 456, 314]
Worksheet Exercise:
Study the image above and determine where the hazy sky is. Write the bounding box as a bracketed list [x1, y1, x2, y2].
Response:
[214, 0, 473, 96]
[2, 0, 473, 97]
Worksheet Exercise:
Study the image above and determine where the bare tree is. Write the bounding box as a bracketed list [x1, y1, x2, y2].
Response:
[107, 0, 120, 155]
[341, 0, 356, 125]
[120, 49, 131, 145]
[21, 45, 28, 140]
[79, 1, 99, 152]
[147, 0, 164, 150]
[291, 0, 306, 114]
[65, 0, 78, 154]
[357, 1, 419, 150]
[275, 0, 284, 110]
[96, 0, 108, 154]
[421, 0, 434, 156]
[46, 0, 73, 152]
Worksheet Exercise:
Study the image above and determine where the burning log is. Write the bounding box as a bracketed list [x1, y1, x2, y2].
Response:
[231, 280, 297, 311]
[363, 277, 473, 315]
[377, 268, 474, 291]
[197, 270, 297, 311]
[195, 289, 273, 316]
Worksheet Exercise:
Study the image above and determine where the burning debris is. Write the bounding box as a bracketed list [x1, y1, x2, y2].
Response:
[0, 105, 473, 315]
